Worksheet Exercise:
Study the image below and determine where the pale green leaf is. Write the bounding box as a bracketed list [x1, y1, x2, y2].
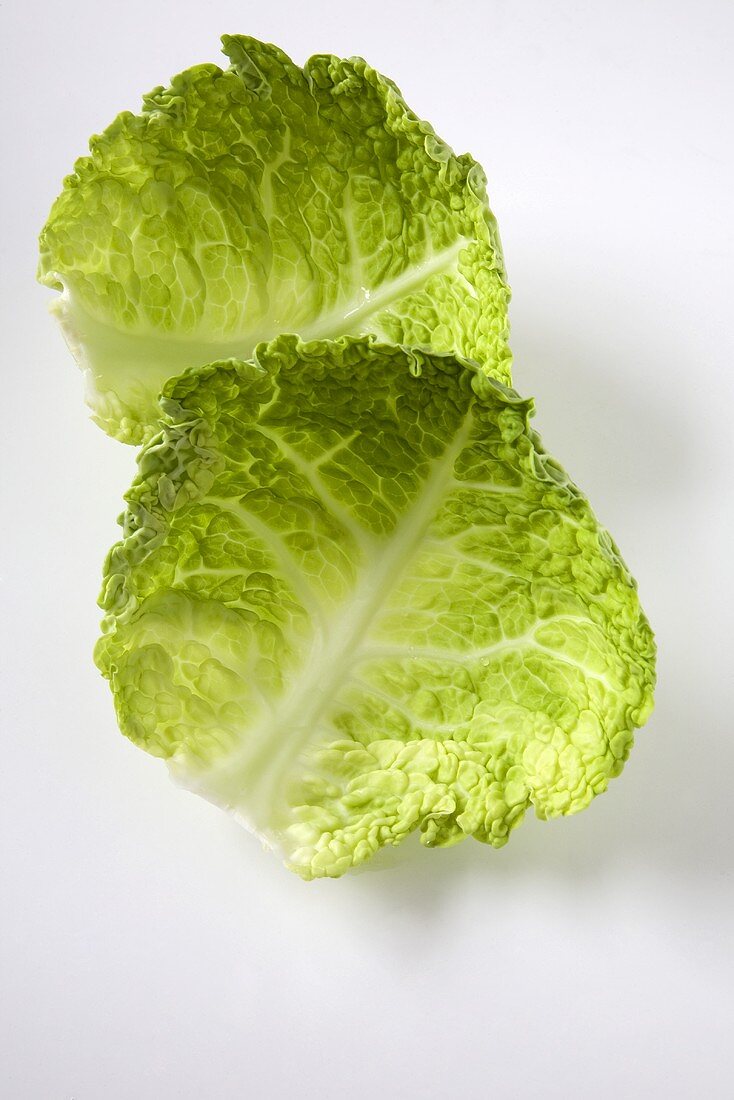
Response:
[39, 37, 510, 443]
[95, 337, 655, 879]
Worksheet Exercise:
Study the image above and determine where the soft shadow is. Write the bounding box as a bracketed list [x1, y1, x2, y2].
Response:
[333, 298, 730, 918]
[511, 313, 699, 521]
[227, 294, 729, 927]
[337, 676, 730, 924]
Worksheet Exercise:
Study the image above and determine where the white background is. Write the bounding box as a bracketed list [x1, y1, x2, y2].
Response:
[2, 1, 732, 1096]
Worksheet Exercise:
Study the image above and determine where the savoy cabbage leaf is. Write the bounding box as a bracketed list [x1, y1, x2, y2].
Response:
[95, 337, 655, 879]
[38, 35, 511, 444]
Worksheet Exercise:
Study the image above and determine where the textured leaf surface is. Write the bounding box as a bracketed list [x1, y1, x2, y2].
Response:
[39, 36, 510, 443]
[96, 337, 655, 878]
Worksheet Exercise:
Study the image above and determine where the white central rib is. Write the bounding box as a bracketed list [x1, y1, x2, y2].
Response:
[189, 409, 475, 828]
[52, 237, 467, 372]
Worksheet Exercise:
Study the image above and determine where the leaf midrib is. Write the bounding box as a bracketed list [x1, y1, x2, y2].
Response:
[206, 407, 475, 826]
[51, 238, 467, 365]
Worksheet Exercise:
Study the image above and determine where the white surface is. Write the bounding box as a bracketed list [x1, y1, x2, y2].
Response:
[2, 1, 733, 1096]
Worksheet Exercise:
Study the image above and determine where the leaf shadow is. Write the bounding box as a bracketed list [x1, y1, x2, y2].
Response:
[329, 307, 731, 924]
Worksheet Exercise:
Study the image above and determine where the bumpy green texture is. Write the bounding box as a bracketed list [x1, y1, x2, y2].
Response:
[95, 337, 655, 879]
[38, 35, 510, 444]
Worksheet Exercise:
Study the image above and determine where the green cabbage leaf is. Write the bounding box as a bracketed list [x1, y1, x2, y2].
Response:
[38, 36, 510, 444]
[95, 337, 655, 879]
